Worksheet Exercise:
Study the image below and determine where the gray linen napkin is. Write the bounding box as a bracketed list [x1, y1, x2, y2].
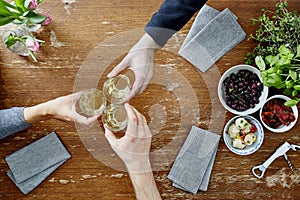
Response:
[178, 5, 246, 72]
[5, 132, 71, 194]
[167, 126, 220, 194]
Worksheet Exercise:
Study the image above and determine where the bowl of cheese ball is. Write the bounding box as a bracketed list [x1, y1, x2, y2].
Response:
[223, 115, 264, 155]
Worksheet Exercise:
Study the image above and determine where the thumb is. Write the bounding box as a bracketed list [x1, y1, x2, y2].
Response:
[129, 84, 140, 99]
[107, 58, 127, 78]
[104, 127, 117, 146]
[128, 76, 143, 99]
[108, 57, 129, 78]
[71, 91, 83, 102]
[73, 112, 98, 126]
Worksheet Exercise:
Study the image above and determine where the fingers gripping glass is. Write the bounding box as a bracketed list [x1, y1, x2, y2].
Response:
[78, 74, 130, 132]
[103, 74, 130, 104]
[78, 88, 107, 117]
[102, 104, 128, 132]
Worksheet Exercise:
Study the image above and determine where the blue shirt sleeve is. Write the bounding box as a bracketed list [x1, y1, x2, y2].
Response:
[145, 0, 207, 46]
[0, 107, 31, 139]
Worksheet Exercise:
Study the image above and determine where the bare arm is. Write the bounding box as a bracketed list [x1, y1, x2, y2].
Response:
[24, 102, 53, 124]
[24, 92, 99, 126]
[107, 33, 160, 99]
[104, 104, 161, 200]
[129, 171, 161, 200]
[1, 92, 98, 139]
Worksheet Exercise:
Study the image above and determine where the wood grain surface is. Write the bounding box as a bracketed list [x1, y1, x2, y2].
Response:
[1, 0, 299, 199]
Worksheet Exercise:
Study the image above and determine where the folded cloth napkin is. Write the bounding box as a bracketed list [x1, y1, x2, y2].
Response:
[5, 132, 71, 194]
[167, 126, 220, 194]
[178, 5, 246, 72]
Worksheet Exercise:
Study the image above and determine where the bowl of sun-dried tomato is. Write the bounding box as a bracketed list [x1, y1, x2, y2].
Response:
[259, 95, 298, 133]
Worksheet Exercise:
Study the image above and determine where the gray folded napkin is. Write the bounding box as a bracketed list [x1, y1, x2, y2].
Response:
[178, 5, 246, 72]
[167, 126, 220, 194]
[5, 132, 71, 194]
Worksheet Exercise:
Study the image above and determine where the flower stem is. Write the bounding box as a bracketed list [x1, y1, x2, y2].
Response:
[14, 37, 37, 62]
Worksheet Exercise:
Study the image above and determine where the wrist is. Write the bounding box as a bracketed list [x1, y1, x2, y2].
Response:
[133, 33, 161, 51]
[24, 101, 53, 124]
[143, 33, 161, 49]
[125, 157, 152, 174]
[41, 100, 56, 118]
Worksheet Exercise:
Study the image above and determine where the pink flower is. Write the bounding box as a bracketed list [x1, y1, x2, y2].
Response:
[41, 14, 52, 25]
[28, 0, 38, 10]
[26, 38, 40, 52]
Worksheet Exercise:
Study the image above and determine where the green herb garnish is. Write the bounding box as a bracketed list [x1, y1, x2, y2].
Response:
[244, 0, 300, 65]
[255, 44, 300, 106]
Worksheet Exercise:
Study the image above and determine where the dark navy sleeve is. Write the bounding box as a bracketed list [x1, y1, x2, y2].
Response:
[145, 0, 207, 46]
[0, 107, 31, 139]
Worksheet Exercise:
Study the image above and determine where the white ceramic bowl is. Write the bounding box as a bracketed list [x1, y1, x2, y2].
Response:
[223, 115, 264, 155]
[259, 95, 298, 133]
[218, 64, 269, 115]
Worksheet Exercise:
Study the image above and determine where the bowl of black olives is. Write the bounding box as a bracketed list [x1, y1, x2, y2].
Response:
[218, 64, 269, 115]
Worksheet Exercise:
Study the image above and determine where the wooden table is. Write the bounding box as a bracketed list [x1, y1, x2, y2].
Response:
[1, 0, 299, 199]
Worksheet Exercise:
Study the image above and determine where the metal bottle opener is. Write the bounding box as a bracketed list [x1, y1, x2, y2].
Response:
[252, 141, 300, 178]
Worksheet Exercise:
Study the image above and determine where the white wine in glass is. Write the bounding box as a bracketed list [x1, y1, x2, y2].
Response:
[78, 88, 107, 117]
[102, 104, 128, 132]
[103, 74, 130, 104]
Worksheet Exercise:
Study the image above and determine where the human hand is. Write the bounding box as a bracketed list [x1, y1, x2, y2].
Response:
[46, 92, 99, 126]
[104, 103, 152, 173]
[107, 33, 160, 99]
[24, 92, 99, 127]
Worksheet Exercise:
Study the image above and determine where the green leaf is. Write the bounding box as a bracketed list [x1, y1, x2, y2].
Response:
[292, 89, 298, 96]
[275, 56, 291, 67]
[0, 0, 22, 18]
[293, 85, 300, 90]
[24, 0, 30, 9]
[255, 55, 266, 70]
[278, 45, 290, 55]
[14, 0, 26, 12]
[0, 0, 17, 9]
[265, 55, 279, 66]
[265, 73, 283, 88]
[276, 69, 283, 74]
[5, 33, 17, 48]
[278, 45, 294, 61]
[285, 80, 294, 89]
[289, 70, 298, 81]
[260, 71, 268, 79]
[283, 88, 292, 96]
[0, 0, 14, 16]
[28, 15, 46, 24]
[284, 99, 299, 107]
[296, 45, 300, 58]
[24, 12, 46, 24]
[0, 15, 14, 26]
[266, 66, 278, 74]
[13, 6, 23, 13]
